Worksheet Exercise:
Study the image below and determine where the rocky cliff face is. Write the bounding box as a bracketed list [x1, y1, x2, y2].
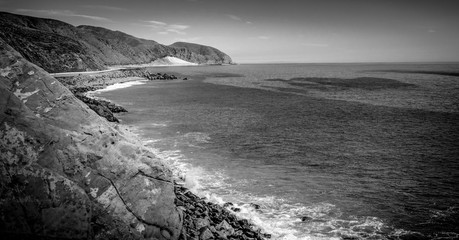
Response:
[0, 37, 183, 239]
[0, 12, 233, 73]
[169, 42, 234, 65]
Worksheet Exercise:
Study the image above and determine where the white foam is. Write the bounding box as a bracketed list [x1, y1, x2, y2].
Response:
[143, 141, 191, 181]
[128, 126, 406, 239]
[183, 167, 207, 192]
[167, 162, 401, 240]
[140, 135, 345, 239]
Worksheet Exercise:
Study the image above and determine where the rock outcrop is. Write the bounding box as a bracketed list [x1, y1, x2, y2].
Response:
[0, 11, 233, 73]
[54, 69, 182, 122]
[72, 93, 127, 123]
[0, 37, 183, 239]
[174, 186, 272, 240]
[170, 42, 233, 65]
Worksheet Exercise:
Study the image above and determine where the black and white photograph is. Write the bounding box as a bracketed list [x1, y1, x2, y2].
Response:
[1, 0, 458, 239]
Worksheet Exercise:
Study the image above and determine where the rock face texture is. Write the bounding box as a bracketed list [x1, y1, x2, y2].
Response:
[0, 12, 233, 73]
[0, 38, 183, 239]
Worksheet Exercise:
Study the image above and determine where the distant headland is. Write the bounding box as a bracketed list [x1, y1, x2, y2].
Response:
[0, 11, 234, 73]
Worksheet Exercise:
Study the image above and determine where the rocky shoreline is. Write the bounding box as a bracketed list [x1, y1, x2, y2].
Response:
[56, 70, 185, 122]
[0, 36, 269, 240]
[175, 184, 271, 240]
[59, 71, 273, 240]
[56, 68, 185, 88]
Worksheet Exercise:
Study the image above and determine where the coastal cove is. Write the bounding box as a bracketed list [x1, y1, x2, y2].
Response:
[95, 63, 459, 240]
[54, 66, 275, 239]
[0, 40, 270, 240]
[1, 7, 459, 240]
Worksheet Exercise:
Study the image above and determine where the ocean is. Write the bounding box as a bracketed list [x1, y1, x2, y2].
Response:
[95, 63, 459, 239]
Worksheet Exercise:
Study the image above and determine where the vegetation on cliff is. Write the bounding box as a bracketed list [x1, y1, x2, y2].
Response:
[0, 12, 233, 73]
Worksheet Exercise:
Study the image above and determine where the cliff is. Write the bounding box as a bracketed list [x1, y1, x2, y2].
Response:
[0, 37, 183, 239]
[0, 12, 233, 73]
[0, 20, 270, 240]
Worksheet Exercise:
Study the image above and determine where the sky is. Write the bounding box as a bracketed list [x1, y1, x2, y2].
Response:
[1, 0, 459, 63]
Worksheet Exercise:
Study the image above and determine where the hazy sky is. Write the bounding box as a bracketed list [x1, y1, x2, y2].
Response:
[2, 0, 459, 63]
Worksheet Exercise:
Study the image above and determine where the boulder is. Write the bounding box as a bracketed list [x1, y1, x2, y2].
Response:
[195, 218, 211, 230]
[199, 227, 214, 240]
[223, 202, 233, 208]
[216, 220, 235, 236]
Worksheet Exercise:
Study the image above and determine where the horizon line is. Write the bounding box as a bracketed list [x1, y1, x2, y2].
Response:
[234, 61, 459, 65]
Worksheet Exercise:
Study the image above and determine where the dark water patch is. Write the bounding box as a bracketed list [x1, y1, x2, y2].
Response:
[363, 70, 459, 77]
[265, 78, 286, 82]
[264, 86, 311, 94]
[270, 77, 416, 90]
[197, 72, 244, 78]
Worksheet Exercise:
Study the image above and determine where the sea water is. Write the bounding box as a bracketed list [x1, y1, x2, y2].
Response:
[96, 63, 459, 239]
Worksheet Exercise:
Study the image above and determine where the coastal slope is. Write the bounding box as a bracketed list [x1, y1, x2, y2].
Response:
[0, 12, 233, 73]
[0, 30, 270, 240]
[0, 38, 183, 239]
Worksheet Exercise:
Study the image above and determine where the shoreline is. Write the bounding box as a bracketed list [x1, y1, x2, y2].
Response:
[50, 61, 202, 78]
[55, 70, 272, 240]
[49, 66, 196, 78]
[55, 69, 186, 122]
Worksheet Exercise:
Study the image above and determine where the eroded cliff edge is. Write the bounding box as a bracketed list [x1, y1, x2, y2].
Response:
[0, 37, 183, 239]
[0, 12, 233, 73]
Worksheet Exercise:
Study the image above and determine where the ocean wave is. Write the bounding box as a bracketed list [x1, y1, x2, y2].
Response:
[146, 143, 400, 239]
[126, 121, 435, 240]
[137, 128, 424, 239]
